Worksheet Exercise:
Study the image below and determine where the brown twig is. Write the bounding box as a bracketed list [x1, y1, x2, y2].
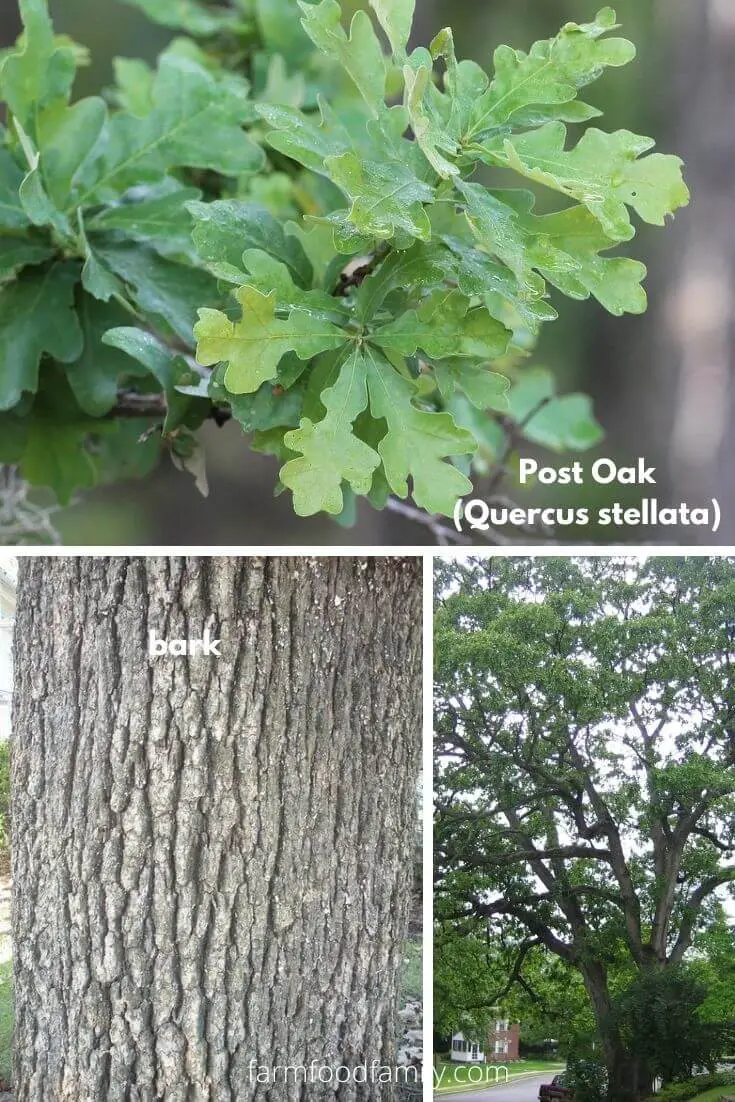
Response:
[385, 496, 516, 546]
[334, 247, 390, 297]
[106, 392, 232, 426]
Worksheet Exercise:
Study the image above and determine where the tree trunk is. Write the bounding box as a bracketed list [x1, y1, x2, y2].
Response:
[11, 556, 422, 1102]
[580, 961, 652, 1102]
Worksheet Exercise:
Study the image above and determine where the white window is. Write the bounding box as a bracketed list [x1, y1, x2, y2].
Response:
[495, 1019, 509, 1032]
[495, 1040, 509, 1055]
[471, 1043, 480, 1060]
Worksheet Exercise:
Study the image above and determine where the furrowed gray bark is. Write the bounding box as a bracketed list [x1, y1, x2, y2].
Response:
[11, 556, 422, 1102]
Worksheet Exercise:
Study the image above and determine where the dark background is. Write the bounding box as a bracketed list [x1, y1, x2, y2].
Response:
[3, 0, 732, 545]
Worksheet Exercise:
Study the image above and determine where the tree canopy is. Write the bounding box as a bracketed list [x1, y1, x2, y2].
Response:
[434, 557, 735, 1101]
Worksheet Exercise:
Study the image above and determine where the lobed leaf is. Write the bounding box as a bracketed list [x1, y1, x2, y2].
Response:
[365, 346, 476, 515]
[369, 0, 415, 57]
[299, 0, 387, 117]
[96, 242, 221, 342]
[188, 199, 313, 286]
[0, 263, 82, 411]
[459, 182, 650, 317]
[77, 55, 264, 205]
[483, 123, 690, 241]
[0, 0, 77, 131]
[194, 284, 347, 393]
[88, 184, 202, 259]
[467, 9, 636, 136]
[281, 346, 380, 515]
[373, 288, 511, 360]
[119, 0, 242, 37]
[324, 152, 435, 243]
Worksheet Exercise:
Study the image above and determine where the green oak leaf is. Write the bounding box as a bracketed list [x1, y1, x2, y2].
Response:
[18, 162, 70, 239]
[510, 101, 602, 129]
[94, 242, 221, 342]
[372, 289, 511, 360]
[13, 370, 107, 504]
[0, 150, 29, 230]
[299, 0, 387, 117]
[194, 284, 347, 393]
[403, 64, 459, 180]
[256, 101, 349, 175]
[507, 367, 604, 451]
[484, 123, 689, 241]
[113, 58, 155, 116]
[370, 0, 415, 57]
[188, 200, 313, 286]
[208, 365, 302, 433]
[0, 236, 54, 280]
[456, 181, 538, 288]
[434, 360, 510, 411]
[285, 220, 344, 286]
[0, 0, 77, 131]
[467, 9, 635, 136]
[441, 234, 558, 333]
[240, 249, 350, 318]
[281, 346, 380, 515]
[458, 182, 650, 317]
[516, 202, 648, 315]
[14, 121, 73, 238]
[88, 185, 202, 259]
[35, 96, 107, 208]
[102, 326, 194, 432]
[0, 263, 82, 411]
[119, 0, 242, 36]
[77, 54, 264, 205]
[355, 242, 447, 322]
[325, 151, 435, 243]
[365, 347, 476, 515]
[20, 415, 98, 504]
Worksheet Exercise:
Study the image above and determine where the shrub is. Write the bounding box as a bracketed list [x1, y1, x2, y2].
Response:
[644, 1071, 735, 1101]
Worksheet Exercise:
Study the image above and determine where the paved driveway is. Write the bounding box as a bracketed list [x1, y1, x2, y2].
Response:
[435, 1072, 552, 1102]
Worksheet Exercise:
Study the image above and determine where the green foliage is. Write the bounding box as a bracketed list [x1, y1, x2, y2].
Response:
[0, 0, 688, 529]
[615, 967, 733, 1085]
[643, 1072, 735, 1102]
[565, 1059, 607, 1102]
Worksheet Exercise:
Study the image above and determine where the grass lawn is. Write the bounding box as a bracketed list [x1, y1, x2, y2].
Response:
[689, 1091, 735, 1101]
[434, 1057, 565, 1094]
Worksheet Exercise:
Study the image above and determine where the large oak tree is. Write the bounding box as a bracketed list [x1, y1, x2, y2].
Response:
[435, 556, 735, 1101]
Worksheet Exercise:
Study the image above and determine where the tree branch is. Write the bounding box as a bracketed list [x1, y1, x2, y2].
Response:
[670, 867, 735, 963]
[460, 937, 542, 1011]
[106, 391, 232, 426]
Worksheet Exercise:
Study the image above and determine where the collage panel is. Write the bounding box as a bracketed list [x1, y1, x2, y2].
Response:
[0, 0, 727, 549]
[433, 555, 735, 1102]
[2, 556, 423, 1101]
